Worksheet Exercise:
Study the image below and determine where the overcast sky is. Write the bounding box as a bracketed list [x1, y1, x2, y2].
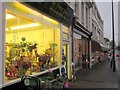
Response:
[96, 1, 118, 44]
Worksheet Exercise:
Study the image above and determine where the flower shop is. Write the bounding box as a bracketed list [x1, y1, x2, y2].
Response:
[0, 2, 73, 89]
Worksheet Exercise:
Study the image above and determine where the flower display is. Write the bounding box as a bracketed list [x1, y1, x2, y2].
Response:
[5, 41, 58, 80]
[15, 56, 32, 70]
[37, 54, 48, 64]
[37, 48, 58, 70]
[5, 55, 32, 79]
[5, 63, 18, 79]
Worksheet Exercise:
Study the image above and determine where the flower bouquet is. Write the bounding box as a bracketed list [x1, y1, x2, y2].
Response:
[22, 57, 31, 70]
[13, 56, 32, 77]
[37, 54, 48, 70]
[6, 63, 18, 80]
[32, 61, 42, 72]
[37, 48, 58, 70]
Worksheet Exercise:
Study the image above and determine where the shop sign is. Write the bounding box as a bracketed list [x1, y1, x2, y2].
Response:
[24, 2, 74, 27]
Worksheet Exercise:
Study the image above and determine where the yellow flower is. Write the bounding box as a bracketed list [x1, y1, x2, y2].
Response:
[6, 60, 10, 64]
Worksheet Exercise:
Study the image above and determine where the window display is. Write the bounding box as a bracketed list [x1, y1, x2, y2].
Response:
[5, 3, 60, 82]
[73, 33, 89, 69]
[73, 33, 82, 68]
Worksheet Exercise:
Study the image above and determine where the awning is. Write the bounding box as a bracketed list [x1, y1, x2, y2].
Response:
[91, 40, 109, 52]
[100, 43, 109, 51]
[91, 41, 102, 51]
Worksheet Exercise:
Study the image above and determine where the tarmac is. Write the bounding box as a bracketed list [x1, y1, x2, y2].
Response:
[69, 60, 119, 89]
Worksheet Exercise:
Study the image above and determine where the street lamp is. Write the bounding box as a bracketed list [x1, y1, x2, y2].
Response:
[112, 0, 116, 72]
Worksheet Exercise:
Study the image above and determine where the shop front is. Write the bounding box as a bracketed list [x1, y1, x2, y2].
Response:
[0, 2, 73, 89]
[62, 25, 72, 79]
[73, 32, 82, 70]
[72, 21, 92, 71]
[91, 40, 109, 65]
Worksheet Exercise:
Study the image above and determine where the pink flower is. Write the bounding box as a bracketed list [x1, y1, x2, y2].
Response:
[47, 68, 52, 73]
[64, 82, 70, 88]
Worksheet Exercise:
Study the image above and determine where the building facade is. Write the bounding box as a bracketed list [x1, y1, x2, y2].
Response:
[0, 2, 74, 89]
[0, 1, 109, 89]
[67, 1, 108, 69]
[91, 2, 109, 65]
[67, 1, 93, 71]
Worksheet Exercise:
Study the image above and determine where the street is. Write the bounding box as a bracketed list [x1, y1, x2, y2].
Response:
[70, 60, 118, 88]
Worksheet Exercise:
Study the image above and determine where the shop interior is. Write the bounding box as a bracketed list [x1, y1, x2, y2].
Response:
[5, 8, 61, 82]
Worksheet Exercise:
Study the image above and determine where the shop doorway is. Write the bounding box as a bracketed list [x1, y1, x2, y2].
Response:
[62, 44, 68, 76]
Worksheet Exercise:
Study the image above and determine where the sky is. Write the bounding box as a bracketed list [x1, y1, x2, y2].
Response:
[96, 1, 118, 44]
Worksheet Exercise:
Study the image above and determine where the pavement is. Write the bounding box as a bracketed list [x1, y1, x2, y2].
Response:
[69, 60, 119, 89]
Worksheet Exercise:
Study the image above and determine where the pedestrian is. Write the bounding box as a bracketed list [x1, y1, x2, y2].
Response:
[108, 52, 111, 61]
[108, 50, 113, 68]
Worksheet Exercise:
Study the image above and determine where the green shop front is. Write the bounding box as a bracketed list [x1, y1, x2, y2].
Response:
[0, 2, 73, 89]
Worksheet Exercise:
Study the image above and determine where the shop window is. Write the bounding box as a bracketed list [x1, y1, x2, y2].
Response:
[73, 33, 82, 68]
[5, 3, 60, 82]
[81, 37, 89, 68]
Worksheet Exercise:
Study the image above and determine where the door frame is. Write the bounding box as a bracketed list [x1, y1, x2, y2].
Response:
[62, 41, 71, 79]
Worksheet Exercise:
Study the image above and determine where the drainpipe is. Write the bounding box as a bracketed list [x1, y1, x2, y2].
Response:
[89, 32, 92, 68]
